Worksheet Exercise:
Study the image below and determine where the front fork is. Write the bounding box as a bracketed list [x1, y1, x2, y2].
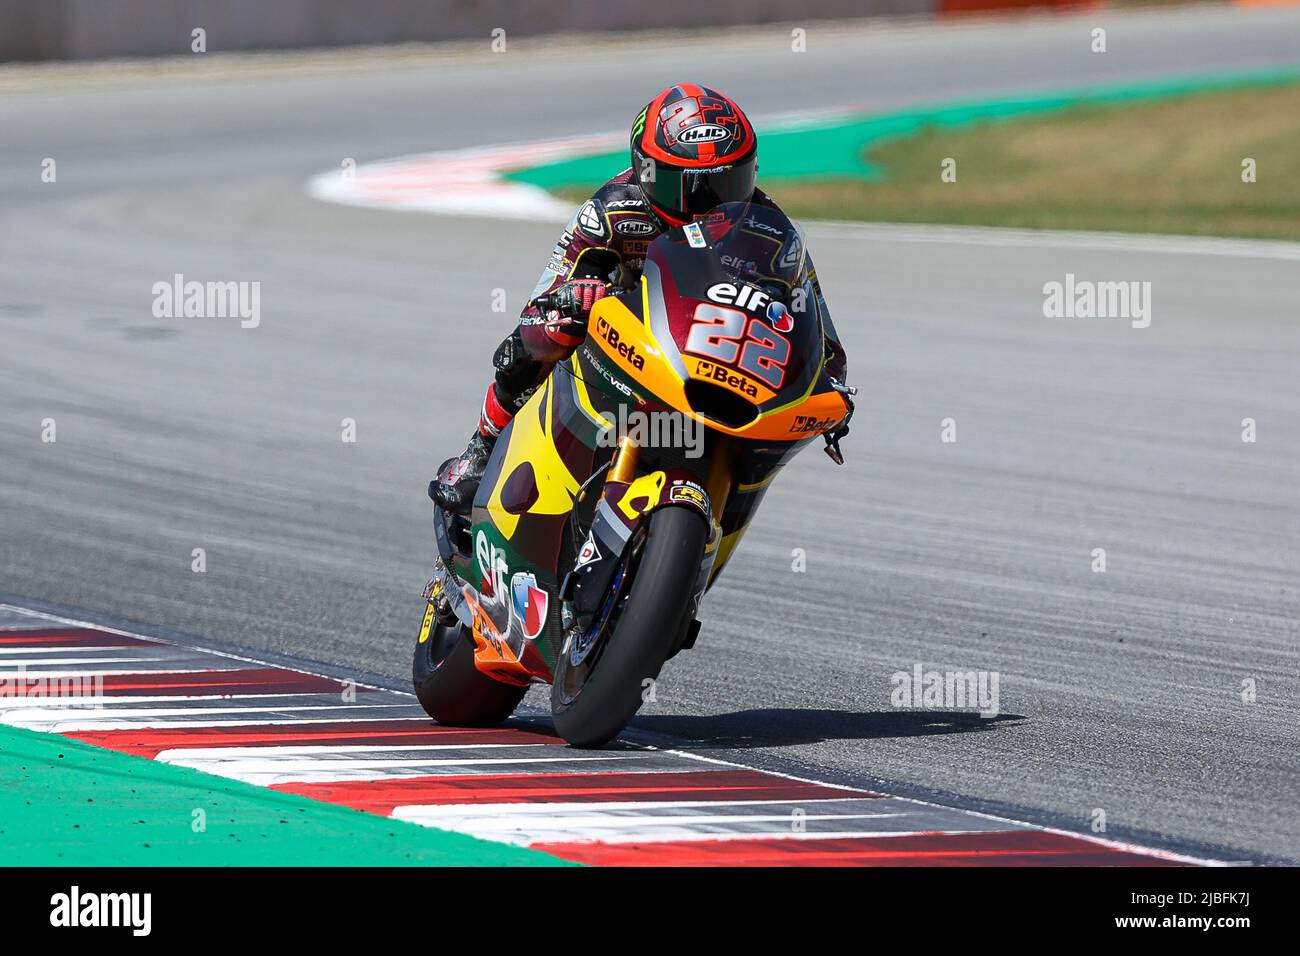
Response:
[559, 437, 730, 660]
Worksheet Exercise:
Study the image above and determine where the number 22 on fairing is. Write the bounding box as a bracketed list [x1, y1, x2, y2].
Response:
[683, 303, 791, 390]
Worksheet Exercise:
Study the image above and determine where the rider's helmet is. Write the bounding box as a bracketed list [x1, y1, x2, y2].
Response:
[631, 84, 758, 230]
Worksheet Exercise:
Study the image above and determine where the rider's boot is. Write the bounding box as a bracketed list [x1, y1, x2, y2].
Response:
[428, 383, 514, 514]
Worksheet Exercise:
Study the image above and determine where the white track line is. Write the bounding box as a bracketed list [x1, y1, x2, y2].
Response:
[391, 796, 1020, 846]
[154, 742, 559, 759]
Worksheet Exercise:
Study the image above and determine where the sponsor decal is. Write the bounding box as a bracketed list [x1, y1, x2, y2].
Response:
[418, 602, 437, 644]
[684, 222, 707, 249]
[675, 123, 731, 145]
[577, 200, 606, 239]
[585, 351, 633, 397]
[690, 356, 763, 400]
[744, 216, 784, 237]
[790, 414, 841, 434]
[475, 529, 510, 603]
[721, 254, 757, 273]
[685, 301, 792, 392]
[616, 218, 656, 237]
[606, 197, 645, 209]
[707, 281, 772, 314]
[595, 316, 646, 371]
[668, 481, 709, 513]
[574, 532, 602, 569]
[768, 301, 794, 333]
[779, 231, 803, 272]
[509, 571, 549, 641]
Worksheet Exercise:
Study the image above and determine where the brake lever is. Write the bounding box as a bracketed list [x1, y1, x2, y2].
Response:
[823, 378, 856, 465]
[823, 432, 844, 465]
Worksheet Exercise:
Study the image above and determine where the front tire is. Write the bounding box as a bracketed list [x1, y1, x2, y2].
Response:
[413, 621, 528, 726]
[551, 505, 707, 748]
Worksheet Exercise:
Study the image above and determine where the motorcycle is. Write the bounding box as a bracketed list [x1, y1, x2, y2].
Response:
[414, 201, 853, 748]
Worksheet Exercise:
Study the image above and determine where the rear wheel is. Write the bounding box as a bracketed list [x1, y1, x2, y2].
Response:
[551, 505, 707, 748]
[413, 621, 528, 726]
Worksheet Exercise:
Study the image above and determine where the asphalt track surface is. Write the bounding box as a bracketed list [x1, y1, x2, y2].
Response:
[1, 7, 1298, 862]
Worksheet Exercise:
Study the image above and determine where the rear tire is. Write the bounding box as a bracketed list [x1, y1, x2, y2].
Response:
[413, 621, 528, 726]
[551, 505, 707, 748]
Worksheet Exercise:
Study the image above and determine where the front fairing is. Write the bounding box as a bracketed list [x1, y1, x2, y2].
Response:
[581, 203, 850, 440]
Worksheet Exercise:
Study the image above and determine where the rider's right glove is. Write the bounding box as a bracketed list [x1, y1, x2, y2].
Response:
[539, 279, 607, 333]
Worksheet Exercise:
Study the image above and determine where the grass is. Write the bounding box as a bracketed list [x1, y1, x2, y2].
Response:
[555, 83, 1300, 240]
[0, 723, 572, 866]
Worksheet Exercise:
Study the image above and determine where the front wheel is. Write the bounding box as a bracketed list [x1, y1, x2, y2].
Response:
[413, 621, 528, 726]
[551, 505, 707, 748]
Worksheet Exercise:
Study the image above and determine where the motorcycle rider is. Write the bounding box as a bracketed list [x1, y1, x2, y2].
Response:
[431, 84, 849, 514]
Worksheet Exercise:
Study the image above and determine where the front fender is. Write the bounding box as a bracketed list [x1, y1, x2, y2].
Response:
[561, 468, 718, 636]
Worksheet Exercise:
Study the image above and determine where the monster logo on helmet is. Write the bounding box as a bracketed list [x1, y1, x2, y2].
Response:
[631, 84, 758, 230]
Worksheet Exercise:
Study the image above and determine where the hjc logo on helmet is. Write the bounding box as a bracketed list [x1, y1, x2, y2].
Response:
[674, 124, 732, 145]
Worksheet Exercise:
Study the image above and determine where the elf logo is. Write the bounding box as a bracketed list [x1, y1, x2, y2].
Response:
[50, 886, 151, 936]
[676, 124, 730, 144]
[707, 281, 771, 314]
[475, 530, 510, 603]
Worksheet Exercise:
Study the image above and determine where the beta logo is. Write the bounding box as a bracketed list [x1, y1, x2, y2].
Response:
[790, 414, 840, 434]
[675, 123, 731, 145]
[596, 317, 646, 371]
[693, 358, 759, 399]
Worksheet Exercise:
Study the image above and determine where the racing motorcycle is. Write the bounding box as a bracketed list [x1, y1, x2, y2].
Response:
[414, 201, 854, 748]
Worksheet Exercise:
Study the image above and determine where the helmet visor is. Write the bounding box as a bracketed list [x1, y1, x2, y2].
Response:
[637, 154, 757, 223]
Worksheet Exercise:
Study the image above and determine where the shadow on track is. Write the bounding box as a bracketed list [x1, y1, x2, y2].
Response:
[627, 709, 1025, 750]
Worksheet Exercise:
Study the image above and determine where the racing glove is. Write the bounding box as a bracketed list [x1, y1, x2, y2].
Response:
[539, 279, 607, 332]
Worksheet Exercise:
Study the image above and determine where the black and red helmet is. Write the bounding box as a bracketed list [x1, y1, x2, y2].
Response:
[631, 84, 758, 229]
